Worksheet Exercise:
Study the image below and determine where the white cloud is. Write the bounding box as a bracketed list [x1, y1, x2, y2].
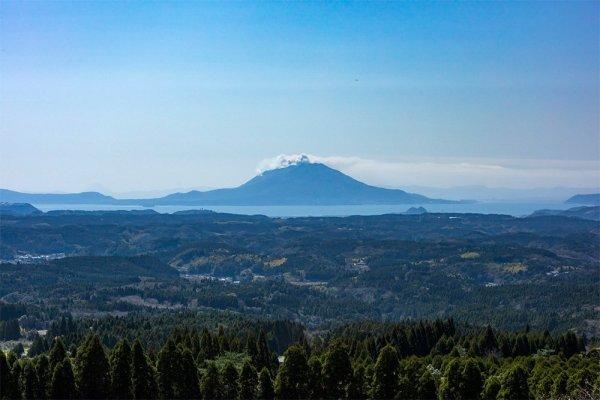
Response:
[257, 154, 600, 189]
[256, 154, 312, 173]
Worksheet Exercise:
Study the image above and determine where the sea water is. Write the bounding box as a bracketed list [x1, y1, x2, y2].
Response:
[32, 202, 575, 217]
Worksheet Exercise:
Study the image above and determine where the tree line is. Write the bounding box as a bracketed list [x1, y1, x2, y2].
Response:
[1, 318, 598, 399]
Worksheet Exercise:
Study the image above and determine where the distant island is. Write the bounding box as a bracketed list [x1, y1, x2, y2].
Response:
[565, 193, 600, 205]
[1, 161, 463, 206]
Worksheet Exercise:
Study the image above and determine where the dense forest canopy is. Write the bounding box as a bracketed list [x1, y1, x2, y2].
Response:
[1, 211, 598, 334]
[0, 316, 598, 400]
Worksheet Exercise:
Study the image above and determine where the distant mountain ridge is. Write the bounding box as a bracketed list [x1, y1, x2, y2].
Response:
[0, 189, 115, 204]
[405, 185, 600, 202]
[1, 162, 459, 206]
[565, 193, 600, 205]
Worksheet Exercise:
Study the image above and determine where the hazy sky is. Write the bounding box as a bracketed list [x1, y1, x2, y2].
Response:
[1, 1, 598, 193]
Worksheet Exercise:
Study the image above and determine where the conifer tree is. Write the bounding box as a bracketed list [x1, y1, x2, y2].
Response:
[35, 355, 51, 399]
[200, 329, 217, 360]
[274, 344, 310, 399]
[551, 372, 568, 399]
[512, 334, 530, 356]
[109, 339, 133, 399]
[131, 339, 157, 400]
[157, 339, 178, 399]
[460, 358, 483, 399]
[28, 336, 49, 357]
[257, 367, 275, 400]
[438, 357, 483, 400]
[497, 365, 529, 400]
[239, 360, 258, 400]
[21, 361, 41, 400]
[439, 358, 461, 399]
[256, 330, 273, 371]
[479, 326, 498, 355]
[397, 375, 416, 399]
[246, 333, 259, 366]
[371, 344, 399, 399]
[347, 363, 367, 400]
[49, 359, 77, 400]
[222, 362, 239, 400]
[417, 369, 437, 400]
[0, 351, 13, 399]
[307, 356, 324, 399]
[6, 358, 22, 400]
[481, 376, 501, 400]
[322, 342, 352, 399]
[217, 325, 229, 353]
[176, 347, 200, 400]
[76, 333, 111, 399]
[48, 337, 67, 370]
[200, 363, 222, 400]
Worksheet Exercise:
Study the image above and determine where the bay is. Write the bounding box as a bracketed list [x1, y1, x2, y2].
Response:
[32, 202, 573, 217]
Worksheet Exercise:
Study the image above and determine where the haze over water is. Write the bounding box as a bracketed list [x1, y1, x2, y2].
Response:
[33, 202, 575, 217]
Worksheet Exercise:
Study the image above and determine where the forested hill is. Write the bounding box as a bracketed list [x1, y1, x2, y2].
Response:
[1, 210, 598, 335]
[530, 206, 600, 221]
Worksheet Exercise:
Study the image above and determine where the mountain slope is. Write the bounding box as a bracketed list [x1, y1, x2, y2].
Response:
[149, 162, 455, 205]
[0, 202, 42, 216]
[566, 193, 600, 205]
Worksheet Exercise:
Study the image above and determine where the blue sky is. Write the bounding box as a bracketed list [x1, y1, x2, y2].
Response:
[1, 1, 598, 192]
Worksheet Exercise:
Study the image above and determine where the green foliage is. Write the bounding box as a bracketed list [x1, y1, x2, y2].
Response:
[1, 321, 597, 400]
[200, 363, 222, 400]
[275, 344, 310, 399]
[20, 361, 40, 400]
[221, 362, 239, 400]
[417, 369, 437, 400]
[48, 337, 67, 371]
[438, 358, 482, 400]
[49, 359, 77, 400]
[481, 376, 501, 400]
[307, 356, 324, 399]
[497, 365, 530, 400]
[0, 351, 12, 399]
[322, 341, 353, 398]
[0, 318, 20, 340]
[131, 339, 157, 400]
[176, 347, 201, 399]
[258, 367, 275, 400]
[34, 355, 51, 399]
[156, 339, 178, 399]
[371, 344, 399, 399]
[109, 339, 133, 399]
[239, 360, 258, 400]
[75, 333, 111, 399]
